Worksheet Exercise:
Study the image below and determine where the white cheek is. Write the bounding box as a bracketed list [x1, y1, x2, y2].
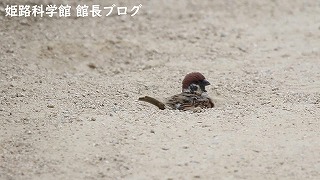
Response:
[175, 104, 181, 109]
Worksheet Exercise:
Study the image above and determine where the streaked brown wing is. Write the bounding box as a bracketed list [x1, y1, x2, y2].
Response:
[166, 93, 214, 110]
[166, 93, 192, 110]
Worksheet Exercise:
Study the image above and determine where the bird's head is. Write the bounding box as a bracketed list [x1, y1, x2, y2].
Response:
[182, 72, 210, 95]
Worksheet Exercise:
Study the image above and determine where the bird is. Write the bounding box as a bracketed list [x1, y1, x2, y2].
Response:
[138, 72, 214, 111]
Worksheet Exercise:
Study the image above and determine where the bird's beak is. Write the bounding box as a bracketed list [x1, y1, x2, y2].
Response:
[202, 79, 210, 86]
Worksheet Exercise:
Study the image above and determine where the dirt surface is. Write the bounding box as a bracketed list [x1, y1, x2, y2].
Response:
[1, 0, 320, 179]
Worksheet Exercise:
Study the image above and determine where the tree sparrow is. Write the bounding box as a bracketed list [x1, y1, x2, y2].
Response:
[139, 72, 214, 111]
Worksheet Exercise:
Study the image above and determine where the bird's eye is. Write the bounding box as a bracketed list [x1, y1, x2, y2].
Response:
[190, 85, 198, 91]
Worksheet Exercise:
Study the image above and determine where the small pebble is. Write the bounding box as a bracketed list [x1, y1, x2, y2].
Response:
[88, 63, 97, 69]
[47, 46, 53, 51]
[6, 50, 14, 53]
[220, 33, 227, 37]
[47, 105, 54, 108]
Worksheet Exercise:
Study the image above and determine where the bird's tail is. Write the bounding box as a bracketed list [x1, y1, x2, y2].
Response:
[138, 96, 166, 110]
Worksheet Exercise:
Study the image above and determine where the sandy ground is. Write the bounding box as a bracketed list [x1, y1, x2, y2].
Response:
[1, 0, 320, 179]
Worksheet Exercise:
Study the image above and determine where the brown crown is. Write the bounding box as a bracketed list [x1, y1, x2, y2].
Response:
[182, 72, 206, 89]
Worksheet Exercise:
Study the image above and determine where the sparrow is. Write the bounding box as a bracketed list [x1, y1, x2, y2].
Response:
[138, 72, 214, 111]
